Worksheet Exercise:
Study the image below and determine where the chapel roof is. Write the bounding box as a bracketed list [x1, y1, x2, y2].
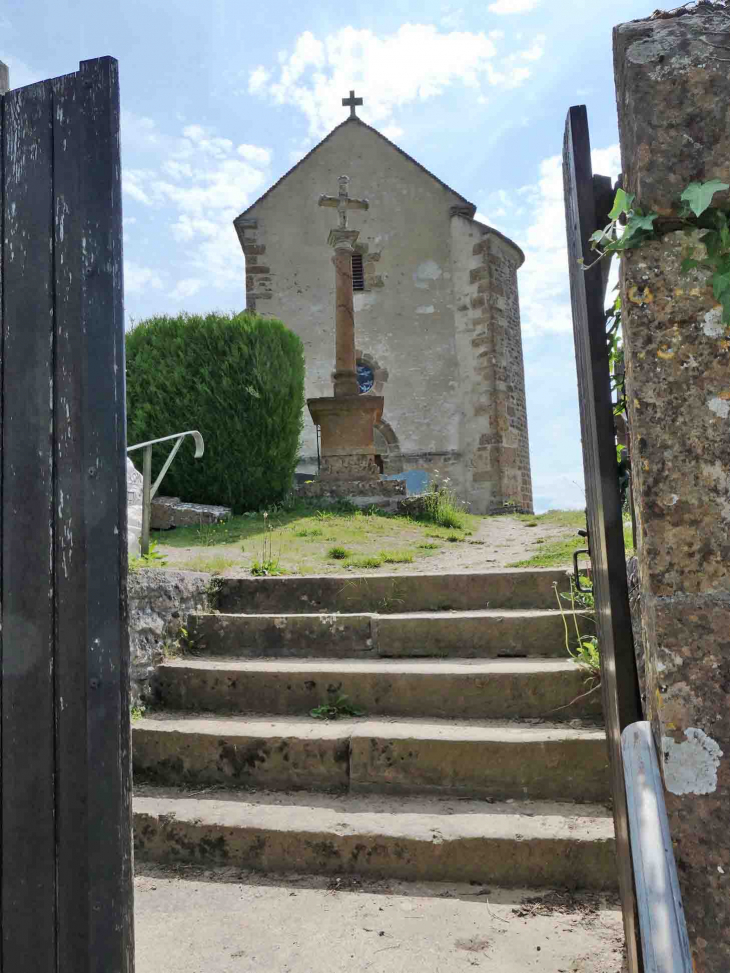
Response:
[234, 116, 477, 224]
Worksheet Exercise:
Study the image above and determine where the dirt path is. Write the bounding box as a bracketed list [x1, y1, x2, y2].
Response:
[370, 515, 576, 575]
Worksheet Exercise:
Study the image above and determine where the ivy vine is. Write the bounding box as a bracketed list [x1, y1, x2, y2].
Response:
[587, 178, 730, 323]
[582, 178, 730, 508]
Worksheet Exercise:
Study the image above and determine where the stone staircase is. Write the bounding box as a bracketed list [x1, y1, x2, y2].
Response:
[133, 569, 617, 891]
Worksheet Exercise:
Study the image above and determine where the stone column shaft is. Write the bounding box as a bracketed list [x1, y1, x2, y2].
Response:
[328, 228, 360, 397]
[614, 9, 730, 971]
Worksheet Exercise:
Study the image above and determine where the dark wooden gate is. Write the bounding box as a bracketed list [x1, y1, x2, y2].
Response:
[1, 58, 133, 971]
[562, 105, 644, 973]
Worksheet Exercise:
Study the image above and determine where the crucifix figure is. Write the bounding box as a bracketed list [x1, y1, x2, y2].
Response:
[342, 89, 363, 118]
[318, 174, 369, 229]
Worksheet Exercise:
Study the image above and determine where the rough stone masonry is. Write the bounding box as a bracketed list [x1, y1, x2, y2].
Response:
[614, 6, 730, 970]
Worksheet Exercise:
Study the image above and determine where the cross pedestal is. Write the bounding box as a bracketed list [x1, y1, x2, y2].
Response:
[307, 394, 385, 480]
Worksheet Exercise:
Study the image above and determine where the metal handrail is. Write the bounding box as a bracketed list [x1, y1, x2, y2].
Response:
[127, 430, 204, 555]
[622, 721, 693, 972]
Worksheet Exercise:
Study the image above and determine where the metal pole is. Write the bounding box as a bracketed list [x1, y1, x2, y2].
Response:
[141, 444, 152, 556]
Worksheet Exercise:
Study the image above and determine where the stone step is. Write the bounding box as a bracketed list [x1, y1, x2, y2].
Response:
[186, 608, 587, 659]
[214, 569, 570, 615]
[133, 787, 617, 890]
[133, 715, 609, 802]
[152, 658, 603, 722]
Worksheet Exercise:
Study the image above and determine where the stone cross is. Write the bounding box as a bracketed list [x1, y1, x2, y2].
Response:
[317, 174, 369, 398]
[342, 89, 363, 118]
[318, 174, 369, 230]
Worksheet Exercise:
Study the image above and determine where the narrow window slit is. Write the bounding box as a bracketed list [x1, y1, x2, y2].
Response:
[352, 252, 365, 291]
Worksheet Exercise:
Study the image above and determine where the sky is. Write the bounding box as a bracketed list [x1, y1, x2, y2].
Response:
[2, 0, 655, 513]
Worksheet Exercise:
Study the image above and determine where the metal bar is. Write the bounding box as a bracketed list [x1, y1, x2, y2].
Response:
[127, 429, 203, 456]
[150, 435, 185, 500]
[141, 444, 152, 557]
[622, 722, 692, 972]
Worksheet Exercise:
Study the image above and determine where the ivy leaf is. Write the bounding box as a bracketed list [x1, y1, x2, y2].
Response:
[629, 212, 658, 232]
[713, 271, 730, 302]
[681, 257, 700, 273]
[721, 289, 730, 326]
[680, 180, 730, 218]
[608, 189, 635, 221]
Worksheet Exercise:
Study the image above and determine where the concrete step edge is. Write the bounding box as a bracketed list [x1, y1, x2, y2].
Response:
[132, 790, 617, 890]
[134, 714, 607, 742]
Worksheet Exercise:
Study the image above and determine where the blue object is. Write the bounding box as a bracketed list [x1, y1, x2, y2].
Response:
[357, 362, 374, 394]
[382, 469, 429, 496]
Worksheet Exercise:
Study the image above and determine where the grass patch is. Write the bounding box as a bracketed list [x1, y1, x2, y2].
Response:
[327, 545, 353, 560]
[515, 509, 586, 529]
[508, 518, 634, 567]
[251, 557, 284, 576]
[417, 542, 440, 550]
[346, 555, 385, 569]
[507, 536, 582, 568]
[153, 498, 475, 575]
[407, 485, 469, 530]
[379, 549, 414, 564]
[176, 554, 237, 574]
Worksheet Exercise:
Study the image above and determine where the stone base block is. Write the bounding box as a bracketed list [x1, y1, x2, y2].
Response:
[297, 476, 405, 511]
[151, 496, 232, 530]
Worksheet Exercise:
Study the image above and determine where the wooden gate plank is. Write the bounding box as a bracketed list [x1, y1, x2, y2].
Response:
[52, 65, 91, 970]
[563, 105, 644, 973]
[1, 58, 132, 972]
[77, 57, 134, 970]
[1, 78, 57, 971]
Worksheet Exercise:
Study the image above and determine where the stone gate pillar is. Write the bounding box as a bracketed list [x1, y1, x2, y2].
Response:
[614, 8, 730, 971]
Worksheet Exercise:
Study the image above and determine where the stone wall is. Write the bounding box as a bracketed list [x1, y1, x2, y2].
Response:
[128, 569, 210, 704]
[451, 215, 533, 513]
[614, 8, 730, 969]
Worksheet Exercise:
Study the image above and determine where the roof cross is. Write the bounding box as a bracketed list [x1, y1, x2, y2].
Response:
[342, 89, 363, 119]
[318, 174, 369, 230]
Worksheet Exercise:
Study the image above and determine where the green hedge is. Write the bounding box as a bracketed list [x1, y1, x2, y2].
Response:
[126, 312, 305, 513]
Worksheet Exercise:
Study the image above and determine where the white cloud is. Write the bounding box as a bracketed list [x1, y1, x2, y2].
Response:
[125, 261, 164, 294]
[238, 144, 272, 165]
[249, 24, 545, 138]
[480, 144, 621, 338]
[488, 0, 541, 13]
[169, 278, 203, 300]
[122, 116, 272, 297]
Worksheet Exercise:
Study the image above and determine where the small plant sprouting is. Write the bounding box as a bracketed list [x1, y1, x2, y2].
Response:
[130, 703, 145, 722]
[251, 511, 283, 575]
[554, 580, 600, 679]
[129, 539, 169, 570]
[310, 695, 365, 720]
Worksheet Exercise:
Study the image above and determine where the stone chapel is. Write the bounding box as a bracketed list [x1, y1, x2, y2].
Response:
[234, 96, 533, 515]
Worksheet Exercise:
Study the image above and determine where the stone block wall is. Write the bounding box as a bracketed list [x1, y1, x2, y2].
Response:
[128, 569, 211, 704]
[451, 214, 533, 513]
